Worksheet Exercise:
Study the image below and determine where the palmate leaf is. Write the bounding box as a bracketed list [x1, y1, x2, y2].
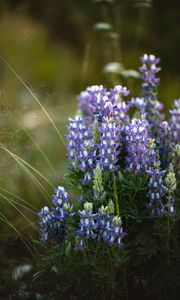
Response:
[118, 171, 148, 193]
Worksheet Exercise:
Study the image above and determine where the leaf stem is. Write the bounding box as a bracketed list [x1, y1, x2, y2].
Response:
[113, 175, 120, 216]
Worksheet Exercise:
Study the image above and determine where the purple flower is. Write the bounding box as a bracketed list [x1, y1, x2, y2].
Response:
[66, 115, 92, 163]
[156, 121, 172, 167]
[108, 216, 126, 248]
[96, 202, 126, 248]
[140, 54, 160, 100]
[66, 115, 96, 182]
[147, 163, 176, 216]
[66, 114, 123, 182]
[97, 117, 121, 171]
[139, 54, 164, 129]
[146, 163, 166, 215]
[169, 99, 180, 144]
[96, 203, 114, 241]
[124, 118, 157, 174]
[97, 211, 126, 247]
[141, 54, 160, 65]
[52, 186, 70, 206]
[38, 187, 74, 245]
[78, 85, 130, 122]
[75, 202, 97, 249]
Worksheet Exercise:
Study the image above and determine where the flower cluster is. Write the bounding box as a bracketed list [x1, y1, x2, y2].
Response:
[140, 54, 160, 101]
[97, 201, 126, 248]
[75, 202, 97, 249]
[39, 54, 180, 252]
[66, 115, 96, 183]
[66, 88, 126, 182]
[75, 200, 126, 249]
[38, 187, 74, 245]
[124, 118, 157, 174]
[78, 84, 130, 122]
[139, 54, 163, 129]
[147, 162, 166, 215]
[97, 117, 121, 171]
[156, 121, 171, 167]
[169, 99, 180, 144]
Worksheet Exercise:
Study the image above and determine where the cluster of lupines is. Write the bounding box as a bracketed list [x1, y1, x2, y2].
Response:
[39, 54, 180, 250]
[73, 200, 126, 249]
[66, 86, 128, 182]
[38, 187, 74, 245]
[39, 187, 126, 249]
[97, 201, 126, 248]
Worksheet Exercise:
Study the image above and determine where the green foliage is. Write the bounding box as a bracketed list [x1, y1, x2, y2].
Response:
[29, 167, 180, 300]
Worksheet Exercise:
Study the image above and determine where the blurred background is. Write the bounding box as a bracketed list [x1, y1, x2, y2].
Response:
[0, 0, 180, 295]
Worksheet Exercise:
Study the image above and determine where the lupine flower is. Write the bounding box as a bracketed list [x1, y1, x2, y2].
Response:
[147, 163, 176, 216]
[38, 187, 74, 245]
[38, 206, 54, 242]
[97, 202, 112, 240]
[139, 54, 163, 129]
[156, 121, 172, 167]
[163, 164, 176, 216]
[39, 54, 180, 254]
[97, 201, 126, 248]
[66, 114, 122, 182]
[108, 216, 126, 248]
[172, 144, 180, 175]
[169, 99, 180, 144]
[75, 202, 97, 249]
[124, 118, 157, 174]
[66, 115, 92, 163]
[78, 85, 129, 122]
[52, 186, 74, 222]
[146, 162, 166, 215]
[77, 85, 104, 118]
[66, 115, 96, 183]
[97, 200, 114, 242]
[140, 54, 160, 100]
[97, 116, 121, 171]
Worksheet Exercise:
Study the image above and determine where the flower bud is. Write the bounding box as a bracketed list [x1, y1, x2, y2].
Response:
[84, 202, 93, 212]
[93, 165, 104, 200]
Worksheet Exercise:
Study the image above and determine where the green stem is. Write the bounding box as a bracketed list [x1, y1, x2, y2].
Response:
[166, 214, 170, 266]
[166, 191, 171, 267]
[113, 175, 120, 216]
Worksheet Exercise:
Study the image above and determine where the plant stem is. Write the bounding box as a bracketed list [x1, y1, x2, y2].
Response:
[166, 191, 171, 267]
[166, 214, 170, 267]
[113, 175, 120, 216]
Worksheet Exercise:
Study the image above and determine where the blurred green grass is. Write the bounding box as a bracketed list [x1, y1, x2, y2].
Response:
[0, 13, 81, 240]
